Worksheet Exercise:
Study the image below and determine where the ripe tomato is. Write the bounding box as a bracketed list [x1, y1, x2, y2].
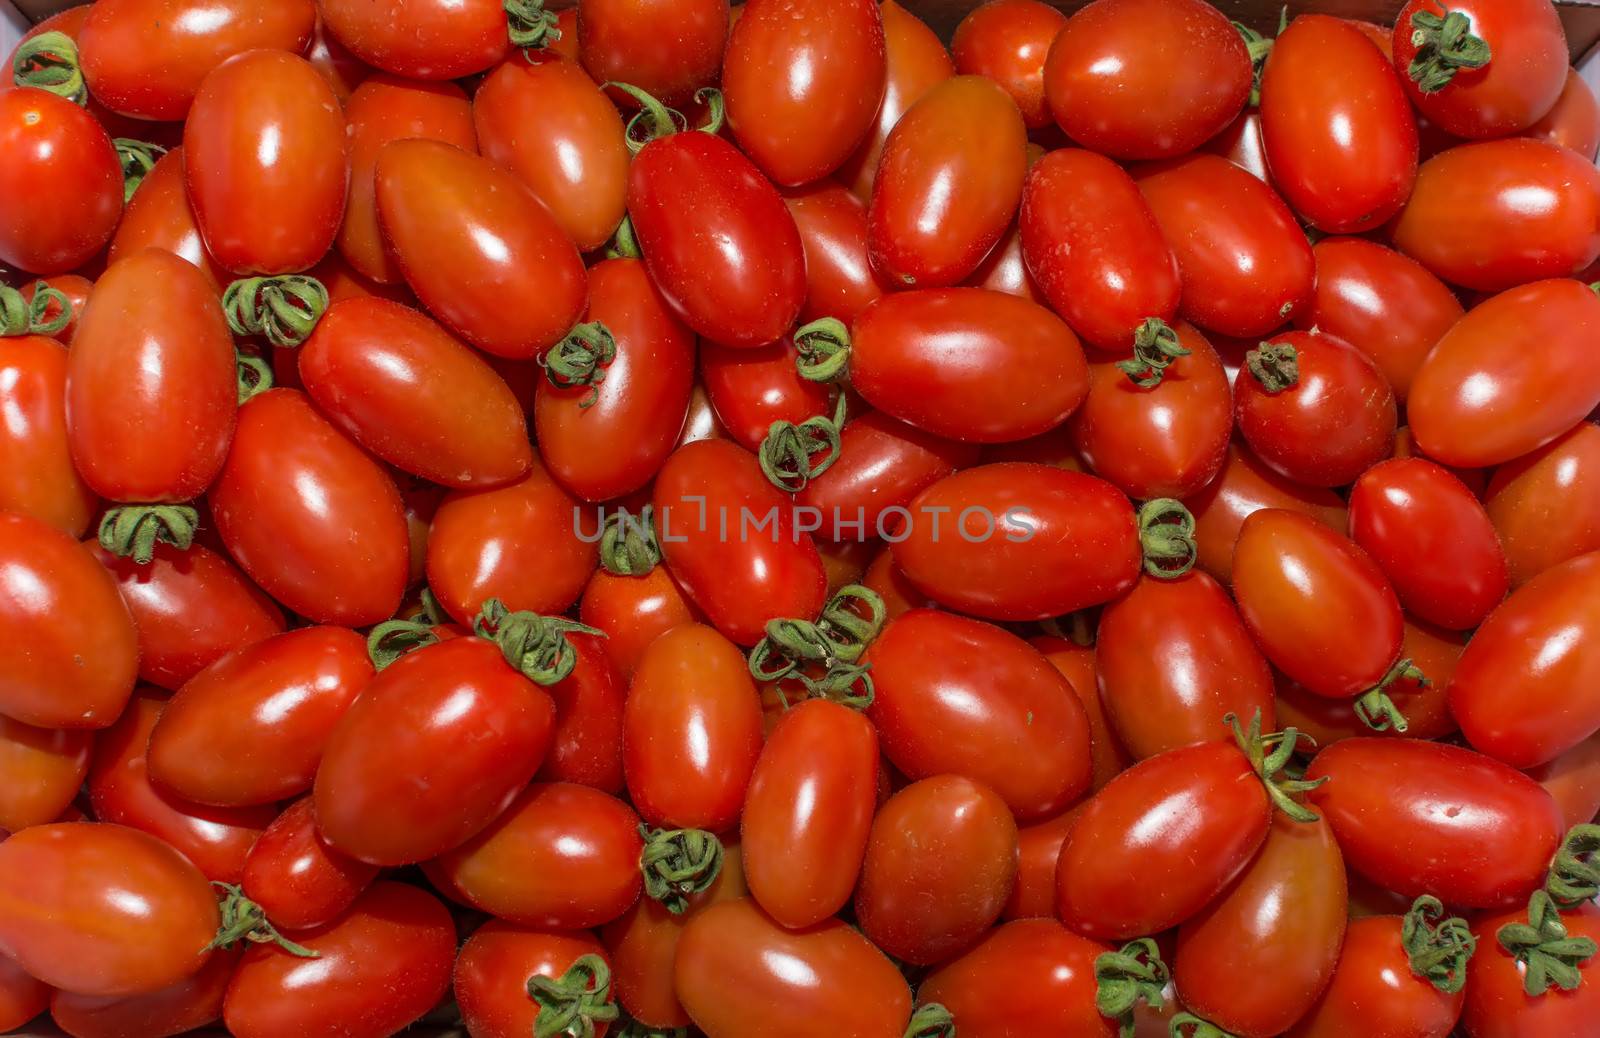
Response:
[1259, 15, 1418, 233]
[0, 512, 137, 729]
[338, 75, 476, 285]
[20, 274, 90, 343]
[1408, 279, 1600, 468]
[674, 898, 911, 1038]
[1185, 442, 1347, 584]
[1485, 422, 1600, 587]
[1207, 109, 1270, 182]
[47, 946, 238, 1038]
[577, 0, 729, 106]
[836, 0, 953, 200]
[0, 715, 90, 834]
[209, 389, 408, 626]
[0, 88, 122, 275]
[1288, 908, 1467, 1038]
[240, 797, 378, 932]
[1461, 899, 1600, 1038]
[318, 0, 510, 79]
[376, 139, 586, 360]
[455, 924, 614, 1038]
[1529, 730, 1600, 831]
[580, 566, 701, 680]
[624, 624, 763, 831]
[0, 334, 98, 536]
[223, 882, 455, 1038]
[475, 54, 628, 252]
[426, 782, 644, 928]
[1136, 154, 1314, 336]
[1033, 635, 1130, 791]
[783, 182, 889, 325]
[1527, 68, 1600, 161]
[184, 50, 346, 275]
[700, 335, 832, 452]
[796, 411, 979, 534]
[868, 75, 1026, 287]
[0, 823, 217, 998]
[536, 633, 625, 793]
[1000, 804, 1080, 921]
[108, 147, 229, 290]
[919, 919, 1114, 1037]
[1391, 140, 1600, 291]
[1306, 738, 1564, 908]
[951, 0, 1066, 129]
[969, 218, 1044, 302]
[1043, 0, 1249, 159]
[866, 609, 1093, 821]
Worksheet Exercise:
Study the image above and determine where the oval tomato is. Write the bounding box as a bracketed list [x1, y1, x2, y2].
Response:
[951, 0, 1067, 129]
[1033, 636, 1129, 792]
[700, 335, 833, 452]
[796, 411, 979, 534]
[239, 797, 378, 932]
[1460, 899, 1600, 1038]
[918, 918, 1114, 1037]
[1288, 909, 1466, 1038]
[783, 182, 889, 325]
[577, 0, 728, 106]
[455, 924, 613, 1038]
[0, 715, 90, 834]
[835, 0, 953, 199]
[0, 88, 122, 275]
[537, 633, 626, 793]
[1184, 442, 1347, 584]
[318, 0, 510, 79]
[1485, 422, 1600, 587]
[0, 334, 98, 536]
[1527, 67, 1600, 161]
[108, 146, 228, 289]
[48, 946, 240, 1038]
[579, 565, 701, 681]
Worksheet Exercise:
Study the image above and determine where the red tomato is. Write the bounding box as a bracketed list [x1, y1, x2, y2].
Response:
[1019, 148, 1181, 352]
[579, 566, 701, 680]
[918, 919, 1114, 1037]
[1135, 154, 1315, 337]
[866, 609, 1093, 821]
[0, 334, 98, 536]
[723, 0, 886, 185]
[108, 146, 229, 290]
[536, 633, 626, 793]
[1486, 422, 1600, 587]
[0, 823, 217, 998]
[19, 274, 90, 343]
[783, 182, 889, 325]
[318, 0, 510, 79]
[700, 335, 834, 452]
[1306, 738, 1564, 908]
[1528, 730, 1600, 832]
[49, 946, 240, 1038]
[338, 74, 476, 285]
[1461, 900, 1600, 1038]
[1205, 108, 1270, 182]
[1043, 0, 1250, 159]
[1033, 635, 1130, 791]
[0, 512, 137, 729]
[0, 88, 122, 275]
[951, 0, 1067, 129]
[475, 54, 627, 252]
[674, 898, 911, 1038]
[305, 14, 370, 102]
[1527, 68, 1600, 161]
[1390, 0, 1567, 138]
[1185, 442, 1347, 584]
[223, 882, 454, 1038]
[796, 411, 979, 535]
[1408, 280, 1600, 468]
[426, 782, 644, 928]
[1259, 15, 1418, 233]
[0, 715, 90, 834]
[868, 75, 1026, 287]
[577, 0, 729, 106]
[239, 797, 378, 932]
[209, 389, 408, 626]
[629, 128, 805, 349]
[455, 924, 613, 1038]
[184, 50, 347, 275]
[1287, 909, 1466, 1038]
[315, 637, 556, 865]
[1293, 237, 1463, 401]
[1000, 804, 1081, 921]
[1391, 140, 1600, 291]
[968, 218, 1044, 302]
[376, 139, 586, 360]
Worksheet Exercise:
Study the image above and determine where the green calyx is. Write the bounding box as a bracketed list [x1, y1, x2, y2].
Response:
[759, 392, 847, 493]
[207, 882, 319, 959]
[614, 1017, 687, 1038]
[1137, 499, 1198, 579]
[366, 618, 440, 670]
[505, 0, 561, 50]
[1407, 7, 1490, 94]
[98, 505, 199, 565]
[607, 82, 688, 154]
[1353, 657, 1426, 734]
[113, 139, 167, 203]
[541, 322, 617, 408]
[528, 953, 620, 1038]
[0, 281, 72, 337]
[223, 275, 330, 349]
[748, 584, 887, 709]
[12, 31, 85, 105]
[1226, 709, 1326, 823]
[600, 509, 661, 576]
[1546, 823, 1600, 909]
[1246, 341, 1298, 393]
[1231, 8, 1283, 107]
[473, 598, 605, 685]
[606, 215, 641, 260]
[1497, 891, 1598, 997]
[903, 1003, 956, 1038]
[1170, 1012, 1239, 1038]
[1096, 938, 1169, 1038]
[1402, 895, 1476, 995]
[639, 825, 724, 914]
[793, 317, 853, 383]
[236, 349, 274, 404]
[1116, 318, 1190, 388]
[695, 86, 726, 135]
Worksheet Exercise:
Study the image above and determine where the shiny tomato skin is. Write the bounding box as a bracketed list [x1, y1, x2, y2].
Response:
[209, 389, 408, 626]
[0, 88, 122, 276]
[1287, 913, 1464, 1038]
[866, 609, 1093, 822]
[1306, 738, 1563, 908]
[577, 0, 728, 107]
[851, 288, 1088, 442]
[969, 219, 1044, 302]
[1486, 422, 1600, 587]
[0, 335, 98, 536]
[1408, 280, 1600, 468]
[1000, 805, 1080, 921]
[318, 0, 509, 79]
[1527, 68, 1600, 161]
[674, 898, 911, 1038]
[1390, 0, 1566, 138]
[338, 74, 476, 285]
[893, 464, 1140, 621]
[951, 0, 1067, 129]
[1391, 140, 1600, 291]
[0, 823, 218, 998]
[1184, 442, 1348, 584]
[1043, 0, 1250, 159]
[536, 259, 695, 502]
[1294, 237, 1463, 401]
[783, 182, 889, 325]
[1259, 15, 1418, 233]
[723, 0, 887, 186]
[184, 50, 347, 275]
[455, 924, 611, 1038]
[1019, 148, 1181, 352]
[579, 566, 701, 681]
[1529, 730, 1600, 831]
[797, 411, 978, 537]
[1461, 901, 1600, 1038]
[47, 946, 238, 1038]
[376, 138, 586, 360]
[868, 75, 1026, 288]
[67, 249, 236, 503]
[0, 715, 90, 834]
[475, 55, 627, 252]
[700, 335, 834, 452]
[629, 130, 805, 348]
[146, 626, 371, 807]
[919, 919, 1113, 1037]
[1176, 814, 1347, 1038]
[239, 797, 378, 932]
[108, 147, 229, 290]
[1205, 109, 1270, 181]
[537, 634, 625, 793]
[1033, 636, 1129, 792]
[300, 297, 531, 488]
[314, 638, 556, 865]
[0, 512, 138, 730]
[1056, 740, 1269, 940]
[223, 882, 455, 1038]
[1449, 552, 1600, 768]
[426, 782, 643, 929]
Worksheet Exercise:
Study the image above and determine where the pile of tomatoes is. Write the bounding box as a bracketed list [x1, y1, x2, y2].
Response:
[2, 0, 1600, 1034]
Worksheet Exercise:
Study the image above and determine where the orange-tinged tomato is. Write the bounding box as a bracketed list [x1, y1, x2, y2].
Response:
[0, 715, 90, 834]
[1485, 421, 1600, 587]
[1526, 67, 1600, 161]
[579, 566, 702, 681]
[318, 0, 511, 79]
[951, 0, 1067, 129]
[0, 335, 98, 536]
[108, 146, 228, 289]
[1185, 442, 1348, 585]
[837, 0, 953, 200]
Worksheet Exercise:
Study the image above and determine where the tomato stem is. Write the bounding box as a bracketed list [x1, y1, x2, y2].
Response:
[0, 281, 72, 338]
[607, 82, 687, 154]
[235, 349, 274, 404]
[98, 504, 199, 565]
[223, 275, 330, 349]
[613, 1016, 687, 1038]
[1401, 895, 1476, 994]
[472, 598, 606, 685]
[695, 87, 726, 135]
[639, 825, 724, 914]
[1495, 891, 1597, 997]
[1245, 341, 1298, 393]
[1226, 709, 1327, 823]
[605, 215, 641, 260]
[1136, 499, 1198, 579]
[793, 317, 852, 384]
[903, 1002, 955, 1038]
[112, 138, 167, 203]
[10, 31, 86, 106]
[540, 321, 618, 408]
[504, 0, 561, 50]
[747, 584, 887, 708]
[366, 618, 440, 670]
[758, 392, 848, 492]
[1095, 938, 1169, 1038]
[1170, 1011, 1240, 1038]
[1230, 17, 1277, 108]
[1115, 318, 1189, 388]
[599, 508, 662, 576]
[527, 953, 620, 1038]
[207, 882, 320, 959]
[1546, 823, 1600, 909]
[1406, 8, 1490, 94]
[1352, 657, 1426, 734]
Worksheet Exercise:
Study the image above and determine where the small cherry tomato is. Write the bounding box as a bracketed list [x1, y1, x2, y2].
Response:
[579, 566, 701, 681]
[48, 945, 240, 1038]
[0, 334, 98, 536]
[951, 0, 1067, 129]
[577, 0, 729, 106]
[1485, 421, 1600, 587]
[0, 715, 91, 834]
[1526, 67, 1600, 161]
[108, 146, 229, 289]
[318, 0, 510, 79]
[239, 796, 378, 932]
[1287, 907, 1466, 1038]
[0, 88, 122, 275]
[1460, 899, 1600, 1038]
[918, 918, 1114, 1037]
[455, 924, 613, 1038]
